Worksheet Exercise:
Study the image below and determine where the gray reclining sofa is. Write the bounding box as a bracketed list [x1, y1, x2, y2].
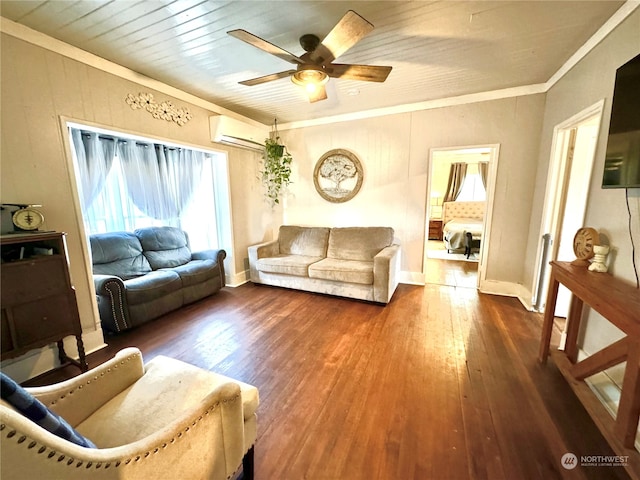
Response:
[90, 226, 226, 333]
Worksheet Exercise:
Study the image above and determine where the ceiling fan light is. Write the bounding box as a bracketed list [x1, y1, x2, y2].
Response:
[291, 67, 329, 88]
[304, 83, 319, 93]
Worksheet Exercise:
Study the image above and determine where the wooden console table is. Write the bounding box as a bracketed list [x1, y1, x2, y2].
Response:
[539, 261, 640, 478]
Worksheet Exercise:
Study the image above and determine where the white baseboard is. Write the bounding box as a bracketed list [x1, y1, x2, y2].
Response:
[226, 270, 249, 288]
[1, 328, 107, 383]
[399, 271, 425, 286]
[479, 279, 534, 311]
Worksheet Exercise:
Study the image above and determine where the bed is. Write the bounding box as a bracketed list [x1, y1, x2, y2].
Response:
[442, 201, 485, 256]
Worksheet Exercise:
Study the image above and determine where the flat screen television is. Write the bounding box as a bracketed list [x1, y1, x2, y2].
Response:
[602, 53, 640, 189]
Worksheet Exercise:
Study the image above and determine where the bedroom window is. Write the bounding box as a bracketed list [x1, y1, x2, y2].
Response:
[455, 164, 487, 202]
[67, 124, 229, 252]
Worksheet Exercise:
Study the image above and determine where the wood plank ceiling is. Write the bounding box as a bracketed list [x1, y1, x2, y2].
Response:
[0, 1, 627, 125]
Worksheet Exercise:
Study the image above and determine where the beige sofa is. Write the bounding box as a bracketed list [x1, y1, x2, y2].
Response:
[248, 226, 401, 304]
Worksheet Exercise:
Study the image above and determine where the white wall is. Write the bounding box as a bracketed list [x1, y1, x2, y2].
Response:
[0, 32, 274, 379]
[524, 10, 640, 385]
[279, 95, 546, 286]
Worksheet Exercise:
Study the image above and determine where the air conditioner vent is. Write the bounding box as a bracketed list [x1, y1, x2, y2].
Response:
[209, 116, 268, 152]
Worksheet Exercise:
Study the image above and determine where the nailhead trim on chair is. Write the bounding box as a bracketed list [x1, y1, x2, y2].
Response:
[1, 392, 242, 471]
[47, 354, 138, 407]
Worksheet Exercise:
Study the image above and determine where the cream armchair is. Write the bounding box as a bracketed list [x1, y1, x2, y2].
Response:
[0, 348, 258, 480]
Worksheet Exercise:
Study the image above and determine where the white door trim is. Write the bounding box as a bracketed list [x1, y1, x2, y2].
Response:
[530, 99, 605, 310]
[424, 143, 500, 289]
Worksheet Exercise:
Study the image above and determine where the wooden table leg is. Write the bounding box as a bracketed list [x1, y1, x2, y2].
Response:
[56, 337, 88, 372]
[56, 340, 66, 366]
[615, 340, 640, 448]
[564, 294, 584, 363]
[76, 335, 88, 372]
[538, 275, 560, 364]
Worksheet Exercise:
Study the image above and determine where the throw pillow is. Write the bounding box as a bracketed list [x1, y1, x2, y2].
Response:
[0, 372, 96, 448]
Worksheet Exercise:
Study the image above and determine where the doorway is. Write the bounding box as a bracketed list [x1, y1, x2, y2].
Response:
[424, 145, 499, 289]
[532, 100, 604, 319]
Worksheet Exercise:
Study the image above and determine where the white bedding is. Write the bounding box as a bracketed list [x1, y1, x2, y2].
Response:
[443, 217, 483, 251]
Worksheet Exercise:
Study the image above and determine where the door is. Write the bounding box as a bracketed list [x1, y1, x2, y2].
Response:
[532, 101, 604, 316]
[554, 122, 600, 316]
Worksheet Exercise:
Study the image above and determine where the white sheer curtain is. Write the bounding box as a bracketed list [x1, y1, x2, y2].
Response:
[70, 127, 219, 250]
[70, 129, 116, 209]
[117, 141, 204, 221]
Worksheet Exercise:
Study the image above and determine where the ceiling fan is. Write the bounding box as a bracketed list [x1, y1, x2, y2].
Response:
[228, 10, 392, 103]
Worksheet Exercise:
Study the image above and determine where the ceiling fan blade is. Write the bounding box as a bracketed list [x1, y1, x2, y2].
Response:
[328, 64, 392, 82]
[307, 85, 328, 103]
[228, 29, 304, 65]
[309, 10, 374, 65]
[239, 70, 296, 86]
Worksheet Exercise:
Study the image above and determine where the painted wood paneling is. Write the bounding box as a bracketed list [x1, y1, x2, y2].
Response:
[0, 33, 268, 340]
[280, 94, 546, 284]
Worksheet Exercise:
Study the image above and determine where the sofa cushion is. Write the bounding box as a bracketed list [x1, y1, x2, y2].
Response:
[327, 227, 394, 261]
[308, 258, 374, 285]
[90, 232, 152, 280]
[123, 269, 182, 305]
[278, 226, 330, 257]
[256, 254, 322, 277]
[136, 226, 192, 269]
[169, 259, 219, 287]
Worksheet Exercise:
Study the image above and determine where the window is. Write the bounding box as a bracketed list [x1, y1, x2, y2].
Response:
[68, 124, 229, 252]
[455, 163, 486, 202]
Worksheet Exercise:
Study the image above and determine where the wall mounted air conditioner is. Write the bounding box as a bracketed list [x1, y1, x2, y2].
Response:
[209, 115, 268, 152]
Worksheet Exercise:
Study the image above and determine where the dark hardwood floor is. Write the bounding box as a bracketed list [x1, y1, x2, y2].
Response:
[28, 277, 630, 480]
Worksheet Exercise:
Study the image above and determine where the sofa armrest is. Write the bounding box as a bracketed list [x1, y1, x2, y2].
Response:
[94, 274, 122, 295]
[93, 274, 131, 333]
[192, 249, 227, 287]
[191, 248, 226, 263]
[373, 244, 401, 304]
[27, 348, 145, 426]
[248, 240, 279, 282]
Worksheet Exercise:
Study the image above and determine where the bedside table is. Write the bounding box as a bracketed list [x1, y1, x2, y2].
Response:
[428, 219, 443, 240]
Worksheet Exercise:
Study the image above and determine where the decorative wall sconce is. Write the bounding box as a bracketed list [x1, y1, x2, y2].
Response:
[125, 92, 192, 126]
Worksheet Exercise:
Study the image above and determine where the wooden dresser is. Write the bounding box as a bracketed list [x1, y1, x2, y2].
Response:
[1, 232, 87, 372]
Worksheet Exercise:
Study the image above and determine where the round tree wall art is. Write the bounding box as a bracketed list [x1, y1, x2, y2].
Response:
[313, 149, 364, 203]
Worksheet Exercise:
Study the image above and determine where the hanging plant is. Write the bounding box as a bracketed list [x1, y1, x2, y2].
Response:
[261, 120, 292, 206]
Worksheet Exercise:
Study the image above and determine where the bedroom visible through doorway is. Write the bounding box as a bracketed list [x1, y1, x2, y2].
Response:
[424, 145, 499, 288]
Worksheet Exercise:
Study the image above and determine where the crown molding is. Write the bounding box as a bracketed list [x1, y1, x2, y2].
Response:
[545, 0, 640, 89]
[279, 84, 548, 130]
[0, 17, 268, 129]
[3, 1, 638, 132]
[280, 1, 639, 130]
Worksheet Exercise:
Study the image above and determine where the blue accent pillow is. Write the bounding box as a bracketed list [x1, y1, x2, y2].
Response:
[0, 372, 96, 448]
